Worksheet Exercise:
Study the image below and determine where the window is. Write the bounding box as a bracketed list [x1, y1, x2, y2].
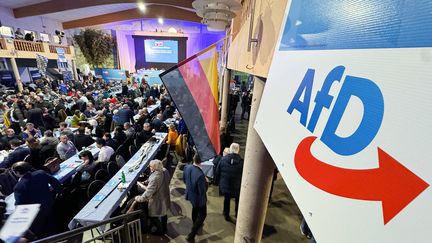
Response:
[0, 26, 14, 37]
[40, 33, 50, 42]
[24, 30, 36, 36]
[53, 35, 61, 44]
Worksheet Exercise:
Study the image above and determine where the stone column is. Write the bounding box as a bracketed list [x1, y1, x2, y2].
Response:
[220, 68, 231, 131]
[234, 77, 275, 243]
[71, 59, 79, 81]
[10, 57, 23, 92]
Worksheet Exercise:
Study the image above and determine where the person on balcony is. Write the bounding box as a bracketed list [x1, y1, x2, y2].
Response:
[24, 32, 34, 42]
[14, 28, 24, 39]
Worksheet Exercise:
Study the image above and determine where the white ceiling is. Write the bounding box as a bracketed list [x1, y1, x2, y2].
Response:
[41, 3, 137, 22]
[0, 0, 50, 8]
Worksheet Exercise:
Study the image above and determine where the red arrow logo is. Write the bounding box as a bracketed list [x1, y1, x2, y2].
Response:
[295, 136, 429, 224]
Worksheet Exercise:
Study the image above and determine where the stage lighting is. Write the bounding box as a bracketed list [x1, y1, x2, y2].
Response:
[158, 18, 164, 25]
[168, 27, 177, 33]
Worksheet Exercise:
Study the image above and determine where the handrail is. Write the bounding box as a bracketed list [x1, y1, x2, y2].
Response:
[14, 39, 44, 52]
[33, 210, 143, 243]
[247, 0, 258, 52]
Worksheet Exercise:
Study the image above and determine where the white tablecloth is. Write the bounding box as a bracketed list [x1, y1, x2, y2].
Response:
[68, 133, 167, 230]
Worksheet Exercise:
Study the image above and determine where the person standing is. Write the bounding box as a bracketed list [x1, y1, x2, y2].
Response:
[215, 143, 243, 222]
[241, 91, 250, 120]
[135, 160, 170, 235]
[183, 154, 208, 243]
[12, 162, 63, 238]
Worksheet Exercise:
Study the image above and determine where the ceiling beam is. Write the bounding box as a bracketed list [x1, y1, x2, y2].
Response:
[62, 5, 200, 29]
[13, 0, 194, 18]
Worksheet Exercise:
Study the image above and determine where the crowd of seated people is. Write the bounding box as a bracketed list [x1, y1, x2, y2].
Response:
[0, 74, 190, 239]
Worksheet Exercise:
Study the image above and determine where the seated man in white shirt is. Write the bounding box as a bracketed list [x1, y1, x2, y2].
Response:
[96, 138, 114, 163]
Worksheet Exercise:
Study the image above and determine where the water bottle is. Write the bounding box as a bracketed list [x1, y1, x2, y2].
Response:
[121, 171, 126, 183]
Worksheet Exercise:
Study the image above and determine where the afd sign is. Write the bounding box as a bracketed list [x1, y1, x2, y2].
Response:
[255, 1, 432, 242]
[288, 66, 384, 156]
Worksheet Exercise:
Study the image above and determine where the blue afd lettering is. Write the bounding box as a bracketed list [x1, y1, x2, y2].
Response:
[288, 66, 384, 156]
[321, 75, 384, 155]
[307, 66, 345, 133]
[287, 68, 315, 127]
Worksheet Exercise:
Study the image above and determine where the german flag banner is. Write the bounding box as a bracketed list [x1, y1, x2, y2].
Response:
[160, 44, 220, 161]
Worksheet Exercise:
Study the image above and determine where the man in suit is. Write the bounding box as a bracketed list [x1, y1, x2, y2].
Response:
[117, 104, 135, 125]
[183, 154, 208, 243]
[214, 143, 243, 222]
[25, 102, 44, 129]
[151, 113, 166, 132]
[103, 132, 118, 151]
[12, 161, 63, 238]
[74, 127, 94, 151]
[0, 139, 30, 168]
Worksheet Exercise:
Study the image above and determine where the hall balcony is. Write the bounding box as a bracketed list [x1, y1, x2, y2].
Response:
[0, 37, 75, 60]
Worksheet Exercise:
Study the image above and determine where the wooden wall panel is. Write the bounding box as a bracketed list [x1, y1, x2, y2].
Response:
[227, 0, 290, 78]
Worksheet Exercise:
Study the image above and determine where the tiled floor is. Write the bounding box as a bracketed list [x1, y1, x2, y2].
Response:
[144, 108, 308, 243]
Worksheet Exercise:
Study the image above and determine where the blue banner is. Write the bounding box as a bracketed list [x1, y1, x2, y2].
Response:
[280, 0, 432, 51]
[0, 70, 15, 87]
[136, 69, 164, 86]
[29, 70, 42, 82]
[94, 68, 127, 82]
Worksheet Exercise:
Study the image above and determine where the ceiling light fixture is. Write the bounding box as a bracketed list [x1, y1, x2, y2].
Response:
[192, 0, 242, 31]
[137, 2, 147, 12]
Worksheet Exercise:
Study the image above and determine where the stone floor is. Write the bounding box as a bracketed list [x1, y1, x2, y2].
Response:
[143, 108, 308, 243]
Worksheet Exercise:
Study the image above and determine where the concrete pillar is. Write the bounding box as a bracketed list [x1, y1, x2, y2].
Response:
[220, 68, 231, 131]
[71, 59, 79, 81]
[234, 77, 275, 243]
[10, 57, 23, 92]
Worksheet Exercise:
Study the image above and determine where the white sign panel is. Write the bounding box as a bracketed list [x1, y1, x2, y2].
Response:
[255, 1, 432, 242]
[0, 204, 40, 242]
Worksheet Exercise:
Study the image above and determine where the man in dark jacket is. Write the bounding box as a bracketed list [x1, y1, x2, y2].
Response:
[117, 104, 135, 125]
[0, 128, 21, 150]
[183, 154, 208, 243]
[215, 143, 243, 222]
[103, 132, 118, 151]
[0, 139, 30, 169]
[25, 102, 44, 129]
[151, 113, 165, 132]
[135, 123, 154, 146]
[74, 128, 94, 150]
[12, 161, 63, 238]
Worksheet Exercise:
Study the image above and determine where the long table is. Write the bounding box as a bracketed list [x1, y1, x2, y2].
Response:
[147, 101, 160, 115]
[5, 143, 101, 215]
[68, 133, 167, 230]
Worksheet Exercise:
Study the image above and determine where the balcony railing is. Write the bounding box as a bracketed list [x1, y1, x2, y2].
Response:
[14, 39, 44, 52]
[49, 44, 71, 54]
